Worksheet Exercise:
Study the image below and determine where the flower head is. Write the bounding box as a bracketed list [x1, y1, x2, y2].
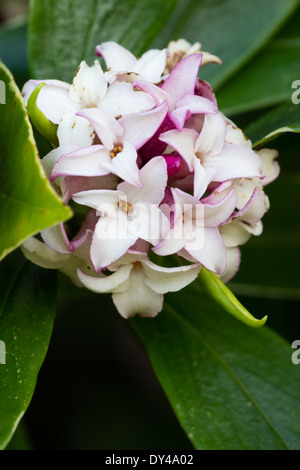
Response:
[22, 38, 279, 318]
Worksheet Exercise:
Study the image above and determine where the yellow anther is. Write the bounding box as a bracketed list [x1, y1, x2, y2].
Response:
[133, 261, 141, 270]
[110, 145, 123, 159]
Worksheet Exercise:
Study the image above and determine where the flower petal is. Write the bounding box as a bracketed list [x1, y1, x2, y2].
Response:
[119, 101, 168, 149]
[202, 143, 263, 182]
[96, 41, 137, 74]
[142, 260, 201, 293]
[22, 237, 71, 269]
[162, 54, 203, 110]
[159, 128, 198, 171]
[98, 80, 155, 117]
[40, 223, 73, 254]
[77, 108, 123, 150]
[131, 49, 167, 82]
[51, 145, 111, 180]
[69, 60, 107, 107]
[112, 269, 163, 318]
[77, 264, 133, 293]
[185, 226, 227, 274]
[117, 156, 168, 204]
[90, 215, 137, 270]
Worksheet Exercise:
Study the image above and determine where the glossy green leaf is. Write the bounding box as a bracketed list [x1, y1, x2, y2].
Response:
[245, 101, 300, 148]
[152, 0, 299, 90]
[0, 251, 57, 450]
[197, 267, 267, 327]
[0, 61, 72, 262]
[28, 0, 177, 82]
[132, 285, 300, 450]
[217, 39, 300, 116]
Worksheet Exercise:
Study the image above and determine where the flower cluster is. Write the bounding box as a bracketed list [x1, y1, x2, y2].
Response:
[21, 39, 279, 318]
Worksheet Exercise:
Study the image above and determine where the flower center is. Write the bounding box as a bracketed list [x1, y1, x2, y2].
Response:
[110, 145, 123, 159]
[119, 199, 132, 212]
[133, 261, 141, 270]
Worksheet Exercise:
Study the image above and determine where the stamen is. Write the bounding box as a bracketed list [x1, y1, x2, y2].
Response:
[110, 145, 123, 159]
[133, 261, 141, 270]
[119, 199, 131, 212]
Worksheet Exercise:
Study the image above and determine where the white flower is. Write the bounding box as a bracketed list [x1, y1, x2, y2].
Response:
[77, 250, 201, 318]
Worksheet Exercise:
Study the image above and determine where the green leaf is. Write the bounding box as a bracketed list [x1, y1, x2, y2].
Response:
[244, 101, 300, 149]
[217, 39, 300, 116]
[0, 251, 57, 450]
[132, 285, 300, 450]
[27, 82, 59, 146]
[152, 0, 299, 90]
[28, 0, 178, 82]
[197, 267, 267, 327]
[0, 61, 72, 262]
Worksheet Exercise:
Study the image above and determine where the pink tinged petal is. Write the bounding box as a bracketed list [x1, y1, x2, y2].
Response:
[194, 78, 217, 106]
[77, 108, 123, 150]
[220, 221, 252, 248]
[112, 270, 164, 318]
[63, 174, 119, 203]
[42, 146, 76, 178]
[138, 113, 175, 162]
[77, 264, 133, 293]
[193, 158, 217, 200]
[152, 235, 186, 257]
[90, 216, 137, 271]
[57, 113, 94, 147]
[256, 148, 280, 186]
[201, 180, 234, 204]
[50, 145, 111, 180]
[117, 157, 168, 205]
[159, 128, 198, 171]
[98, 80, 155, 117]
[171, 94, 218, 131]
[108, 141, 141, 188]
[41, 223, 73, 254]
[69, 60, 107, 107]
[133, 80, 170, 106]
[163, 154, 181, 176]
[142, 260, 201, 294]
[119, 101, 168, 150]
[196, 112, 227, 156]
[203, 189, 237, 227]
[202, 143, 263, 182]
[232, 187, 268, 226]
[96, 41, 137, 73]
[162, 54, 203, 110]
[219, 247, 241, 283]
[131, 49, 167, 82]
[70, 210, 99, 251]
[185, 226, 227, 274]
[127, 239, 150, 254]
[72, 189, 123, 212]
[21, 237, 71, 269]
